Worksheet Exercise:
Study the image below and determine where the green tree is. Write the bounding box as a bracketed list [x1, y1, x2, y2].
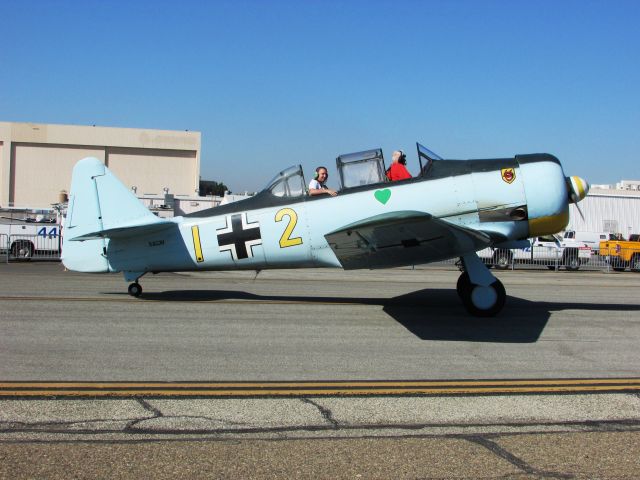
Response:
[199, 179, 229, 196]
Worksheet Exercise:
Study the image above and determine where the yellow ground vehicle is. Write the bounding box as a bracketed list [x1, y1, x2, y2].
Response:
[599, 235, 640, 272]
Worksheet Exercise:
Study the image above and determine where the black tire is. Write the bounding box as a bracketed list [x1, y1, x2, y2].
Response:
[547, 266, 556, 270]
[10, 241, 34, 260]
[630, 254, 640, 273]
[563, 249, 580, 271]
[612, 256, 627, 272]
[461, 278, 506, 317]
[128, 282, 143, 297]
[456, 272, 472, 299]
[492, 249, 512, 270]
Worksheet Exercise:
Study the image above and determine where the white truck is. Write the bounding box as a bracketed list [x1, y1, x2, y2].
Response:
[0, 220, 62, 258]
[478, 233, 592, 270]
[563, 230, 622, 254]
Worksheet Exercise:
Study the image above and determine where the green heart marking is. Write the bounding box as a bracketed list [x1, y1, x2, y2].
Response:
[374, 189, 391, 205]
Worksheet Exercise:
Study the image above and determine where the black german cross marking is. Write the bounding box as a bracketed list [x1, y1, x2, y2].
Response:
[216, 213, 262, 261]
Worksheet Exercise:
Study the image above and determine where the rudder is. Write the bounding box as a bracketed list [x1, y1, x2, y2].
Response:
[62, 157, 159, 272]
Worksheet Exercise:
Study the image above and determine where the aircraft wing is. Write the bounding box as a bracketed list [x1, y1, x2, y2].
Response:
[324, 211, 491, 270]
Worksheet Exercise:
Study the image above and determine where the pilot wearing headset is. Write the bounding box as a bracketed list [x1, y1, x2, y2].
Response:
[386, 150, 412, 181]
[309, 166, 338, 196]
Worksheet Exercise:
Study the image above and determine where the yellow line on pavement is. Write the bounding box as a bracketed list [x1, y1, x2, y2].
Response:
[1, 379, 639, 397]
[2, 379, 640, 389]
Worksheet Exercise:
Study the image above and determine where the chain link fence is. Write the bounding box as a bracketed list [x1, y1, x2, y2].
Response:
[600, 246, 640, 272]
[4, 234, 61, 262]
[0, 234, 8, 262]
[477, 246, 596, 271]
[434, 246, 639, 273]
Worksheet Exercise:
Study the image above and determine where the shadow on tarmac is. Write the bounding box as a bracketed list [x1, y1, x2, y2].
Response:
[137, 288, 640, 344]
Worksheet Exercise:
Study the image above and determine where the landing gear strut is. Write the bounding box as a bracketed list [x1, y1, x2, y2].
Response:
[457, 253, 506, 317]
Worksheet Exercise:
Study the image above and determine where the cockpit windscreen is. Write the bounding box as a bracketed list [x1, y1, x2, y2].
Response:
[263, 165, 306, 198]
[417, 142, 443, 176]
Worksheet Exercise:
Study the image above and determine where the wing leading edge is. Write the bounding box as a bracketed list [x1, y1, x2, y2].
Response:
[324, 211, 491, 270]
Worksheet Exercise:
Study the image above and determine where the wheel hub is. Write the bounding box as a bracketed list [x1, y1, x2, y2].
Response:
[471, 285, 498, 309]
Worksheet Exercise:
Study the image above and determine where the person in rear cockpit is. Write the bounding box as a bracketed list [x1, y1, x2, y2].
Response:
[386, 150, 412, 181]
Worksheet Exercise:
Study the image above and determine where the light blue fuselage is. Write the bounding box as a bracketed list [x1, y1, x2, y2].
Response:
[86, 157, 567, 275]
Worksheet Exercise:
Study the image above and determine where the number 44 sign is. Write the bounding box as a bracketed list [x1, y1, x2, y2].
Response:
[37, 227, 58, 237]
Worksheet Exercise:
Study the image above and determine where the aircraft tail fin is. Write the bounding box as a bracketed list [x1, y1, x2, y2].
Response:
[62, 157, 164, 272]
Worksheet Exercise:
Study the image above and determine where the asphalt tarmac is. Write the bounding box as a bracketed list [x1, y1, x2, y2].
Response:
[1, 262, 639, 478]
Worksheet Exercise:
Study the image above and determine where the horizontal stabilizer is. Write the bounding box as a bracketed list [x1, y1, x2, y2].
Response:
[325, 211, 491, 270]
[69, 218, 175, 241]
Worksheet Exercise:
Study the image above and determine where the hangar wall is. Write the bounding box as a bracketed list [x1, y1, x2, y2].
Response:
[0, 142, 3, 196]
[11, 144, 106, 208]
[0, 122, 201, 209]
[107, 147, 196, 196]
[568, 191, 640, 237]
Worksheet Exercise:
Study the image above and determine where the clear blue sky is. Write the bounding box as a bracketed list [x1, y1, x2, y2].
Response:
[2, 0, 638, 193]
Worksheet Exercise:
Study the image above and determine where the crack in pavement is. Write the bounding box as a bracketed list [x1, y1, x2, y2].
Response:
[467, 435, 574, 479]
[3, 418, 640, 437]
[301, 398, 339, 429]
[125, 398, 164, 431]
[135, 397, 163, 417]
[125, 398, 267, 432]
[0, 418, 139, 431]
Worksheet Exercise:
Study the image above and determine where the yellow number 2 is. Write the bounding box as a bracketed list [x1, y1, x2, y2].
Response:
[275, 208, 303, 248]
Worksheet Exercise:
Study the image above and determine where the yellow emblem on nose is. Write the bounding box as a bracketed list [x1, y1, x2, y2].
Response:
[501, 168, 516, 184]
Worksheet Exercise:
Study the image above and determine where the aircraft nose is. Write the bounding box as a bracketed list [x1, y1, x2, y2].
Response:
[567, 176, 590, 203]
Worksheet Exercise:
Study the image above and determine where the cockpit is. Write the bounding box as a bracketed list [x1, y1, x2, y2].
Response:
[263, 165, 307, 198]
[335, 149, 387, 188]
[261, 142, 443, 198]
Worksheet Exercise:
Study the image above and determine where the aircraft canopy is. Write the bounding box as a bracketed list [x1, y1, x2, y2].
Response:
[263, 165, 307, 198]
[336, 149, 387, 189]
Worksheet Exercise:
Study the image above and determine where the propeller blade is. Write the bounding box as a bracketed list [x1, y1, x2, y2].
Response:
[574, 201, 586, 221]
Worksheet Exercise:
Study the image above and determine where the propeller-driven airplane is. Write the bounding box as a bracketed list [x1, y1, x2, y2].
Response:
[62, 143, 589, 317]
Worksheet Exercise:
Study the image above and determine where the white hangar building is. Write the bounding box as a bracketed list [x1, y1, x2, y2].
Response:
[567, 181, 640, 237]
[0, 121, 201, 209]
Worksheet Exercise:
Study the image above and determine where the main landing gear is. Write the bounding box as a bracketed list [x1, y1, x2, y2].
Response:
[124, 271, 145, 297]
[457, 253, 506, 317]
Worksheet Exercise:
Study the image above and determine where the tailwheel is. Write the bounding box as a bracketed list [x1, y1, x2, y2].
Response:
[456, 272, 506, 317]
[128, 282, 143, 297]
